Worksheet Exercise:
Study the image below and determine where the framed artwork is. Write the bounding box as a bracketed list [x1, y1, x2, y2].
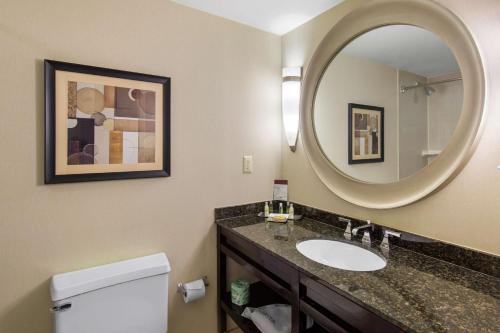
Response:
[348, 103, 384, 164]
[44, 60, 170, 184]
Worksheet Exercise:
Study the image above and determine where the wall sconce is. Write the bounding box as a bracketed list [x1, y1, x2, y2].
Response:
[282, 67, 302, 152]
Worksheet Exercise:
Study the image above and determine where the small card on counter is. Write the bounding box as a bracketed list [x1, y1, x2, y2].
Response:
[273, 179, 288, 201]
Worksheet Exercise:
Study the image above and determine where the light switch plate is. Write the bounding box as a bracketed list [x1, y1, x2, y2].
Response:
[243, 155, 253, 174]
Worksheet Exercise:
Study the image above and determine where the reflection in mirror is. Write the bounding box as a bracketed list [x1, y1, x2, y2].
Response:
[314, 25, 463, 184]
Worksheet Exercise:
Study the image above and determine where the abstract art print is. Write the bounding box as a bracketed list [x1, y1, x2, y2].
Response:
[348, 103, 384, 164]
[45, 60, 170, 183]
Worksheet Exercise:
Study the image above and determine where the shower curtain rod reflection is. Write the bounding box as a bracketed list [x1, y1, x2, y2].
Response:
[400, 76, 462, 95]
[427, 77, 462, 86]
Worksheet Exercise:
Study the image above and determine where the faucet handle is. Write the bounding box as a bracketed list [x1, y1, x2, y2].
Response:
[381, 229, 401, 251]
[361, 231, 372, 246]
[338, 217, 352, 239]
[385, 229, 401, 238]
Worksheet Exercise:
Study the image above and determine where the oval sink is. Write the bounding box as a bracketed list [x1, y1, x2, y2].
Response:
[296, 239, 386, 271]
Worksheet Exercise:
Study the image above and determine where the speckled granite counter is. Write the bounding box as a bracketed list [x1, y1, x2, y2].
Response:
[216, 215, 500, 333]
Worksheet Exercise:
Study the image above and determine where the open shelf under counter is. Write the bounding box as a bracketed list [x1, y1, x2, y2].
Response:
[221, 280, 328, 333]
[221, 281, 289, 333]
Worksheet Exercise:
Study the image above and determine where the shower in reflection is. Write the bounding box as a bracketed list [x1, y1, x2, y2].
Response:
[400, 81, 436, 96]
[400, 76, 463, 96]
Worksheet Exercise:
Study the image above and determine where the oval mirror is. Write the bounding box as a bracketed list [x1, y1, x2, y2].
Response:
[314, 25, 463, 184]
[300, 0, 485, 208]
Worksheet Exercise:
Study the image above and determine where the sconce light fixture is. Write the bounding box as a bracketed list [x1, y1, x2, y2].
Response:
[282, 67, 302, 152]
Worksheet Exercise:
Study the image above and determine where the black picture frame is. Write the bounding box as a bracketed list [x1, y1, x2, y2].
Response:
[44, 60, 171, 184]
[348, 103, 384, 165]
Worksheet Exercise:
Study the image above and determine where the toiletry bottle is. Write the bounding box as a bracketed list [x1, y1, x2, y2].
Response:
[286, 202, 290, 213]
[279, 203, 283, 214]
[269, 200, 274, 214]
[289, 204, 294, 219]
[264, 202, 269, 217]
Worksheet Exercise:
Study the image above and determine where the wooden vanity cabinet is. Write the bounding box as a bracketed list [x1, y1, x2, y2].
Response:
[217, 225, 404, 333]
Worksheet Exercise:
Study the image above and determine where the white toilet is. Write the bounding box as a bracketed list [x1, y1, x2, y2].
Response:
[50, 253, 170, 333]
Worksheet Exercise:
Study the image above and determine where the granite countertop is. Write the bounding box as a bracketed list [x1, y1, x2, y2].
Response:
[216, 215, 500, 333]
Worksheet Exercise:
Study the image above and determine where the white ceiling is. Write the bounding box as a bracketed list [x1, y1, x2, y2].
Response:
[172, 0, 345, 35]
[171, 3, 459, 77]
[342, 25, 460, 77]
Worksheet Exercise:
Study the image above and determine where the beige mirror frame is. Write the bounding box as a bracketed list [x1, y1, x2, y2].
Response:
[300, 0, 486, 209]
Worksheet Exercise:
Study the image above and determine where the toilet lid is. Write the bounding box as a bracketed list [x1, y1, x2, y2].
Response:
[50, 252, 170, 301]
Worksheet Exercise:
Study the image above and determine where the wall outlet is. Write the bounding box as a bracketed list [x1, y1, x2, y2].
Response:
[243, 155, 253, 174]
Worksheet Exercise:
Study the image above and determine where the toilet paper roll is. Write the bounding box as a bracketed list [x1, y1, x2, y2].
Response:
[181, 279, 206, 303]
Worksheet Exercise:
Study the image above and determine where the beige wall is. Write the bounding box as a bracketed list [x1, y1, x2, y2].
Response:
[282, 0, 500, 255]
[315, 54, 399, 183]
[0, 1, 281, 332]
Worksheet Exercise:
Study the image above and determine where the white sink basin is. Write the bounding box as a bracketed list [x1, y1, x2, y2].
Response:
[296, 239, 386, 271]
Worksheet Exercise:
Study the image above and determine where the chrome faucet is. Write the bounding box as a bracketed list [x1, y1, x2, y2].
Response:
[352, 220, 374, 246]
[338, 217, 352, 240]
[380, 229, 401, 252]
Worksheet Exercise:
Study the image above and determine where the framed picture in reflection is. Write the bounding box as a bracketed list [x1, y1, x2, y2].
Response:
[348, 103, 384, 164]
[44, 60, 171, 183]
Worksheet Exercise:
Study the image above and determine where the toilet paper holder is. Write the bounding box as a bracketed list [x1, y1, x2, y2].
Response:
[177, 276, 209, 297]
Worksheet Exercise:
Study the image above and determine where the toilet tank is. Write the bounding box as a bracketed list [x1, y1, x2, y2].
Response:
[50, 253, 171, 333]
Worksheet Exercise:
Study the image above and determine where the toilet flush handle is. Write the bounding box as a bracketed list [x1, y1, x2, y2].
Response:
[51, 302, 72, 313]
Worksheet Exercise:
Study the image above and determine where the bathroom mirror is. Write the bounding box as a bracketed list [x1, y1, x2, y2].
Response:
[314, 25, 463, 184]
[300, 0, 486, 208]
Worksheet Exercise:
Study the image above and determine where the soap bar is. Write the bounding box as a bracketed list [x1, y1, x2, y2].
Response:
[231, 279, 250, 306]
[267, 213, 289, 223]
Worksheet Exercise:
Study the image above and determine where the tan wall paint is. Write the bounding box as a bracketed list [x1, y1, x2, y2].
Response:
[0, 1, 281, 332]
[282, 0, 500, 255]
